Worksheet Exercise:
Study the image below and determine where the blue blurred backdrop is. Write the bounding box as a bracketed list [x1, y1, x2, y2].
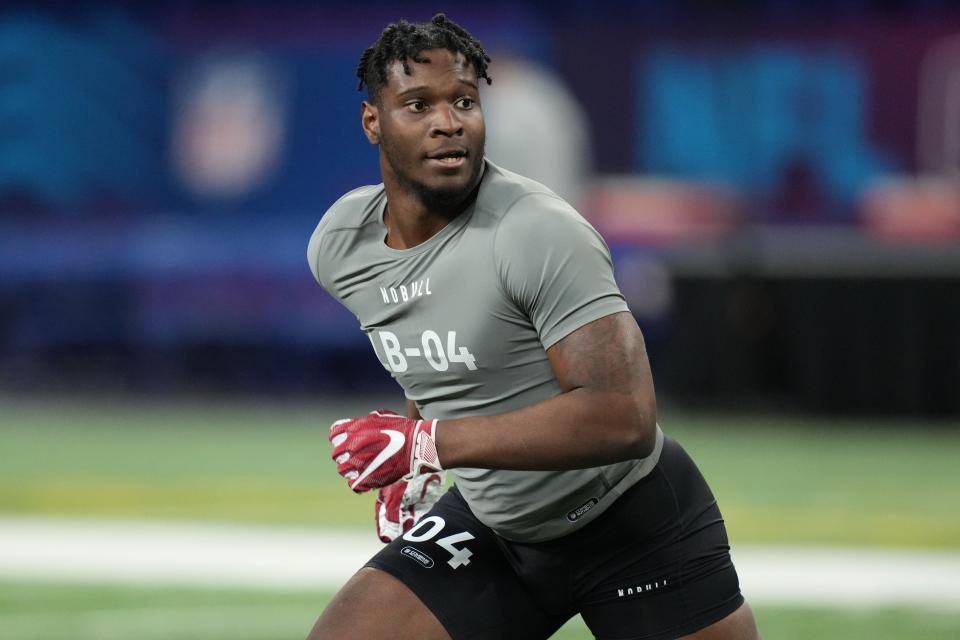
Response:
[2, 1, 960, 415]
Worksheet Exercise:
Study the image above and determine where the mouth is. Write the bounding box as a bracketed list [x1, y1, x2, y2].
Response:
[425, 148, 468, 169]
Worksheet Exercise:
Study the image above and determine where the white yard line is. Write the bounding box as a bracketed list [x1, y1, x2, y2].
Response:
[0, 605, 317, 640]
[732, 546, 960, 610]
[1, 517, 958, 610]
[0, 518, 369, 590]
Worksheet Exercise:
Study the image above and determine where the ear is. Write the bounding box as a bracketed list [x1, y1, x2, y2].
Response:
[361, 101, 380, 145]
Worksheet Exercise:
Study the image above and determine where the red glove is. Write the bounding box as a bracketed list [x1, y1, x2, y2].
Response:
[329, 410, 443, 492]
[375, 472, 445, 542]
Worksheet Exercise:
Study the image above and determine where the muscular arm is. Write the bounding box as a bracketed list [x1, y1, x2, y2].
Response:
[436, 311, 657, 470]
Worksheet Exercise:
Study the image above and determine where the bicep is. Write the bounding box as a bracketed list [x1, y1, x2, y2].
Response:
[546, 311, 655, 402]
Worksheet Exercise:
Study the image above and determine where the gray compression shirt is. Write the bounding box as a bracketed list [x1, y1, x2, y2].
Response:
[308, 160, 663, 542]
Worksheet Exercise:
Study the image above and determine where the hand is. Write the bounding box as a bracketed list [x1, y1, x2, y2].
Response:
[329, 410, 443, 492]
[375, 472, 445, 542]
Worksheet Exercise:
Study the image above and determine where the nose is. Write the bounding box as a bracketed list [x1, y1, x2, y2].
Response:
[430, 103, 463, 137]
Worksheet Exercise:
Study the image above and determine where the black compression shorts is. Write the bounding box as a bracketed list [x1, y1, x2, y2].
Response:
[366, 437, 745, 639]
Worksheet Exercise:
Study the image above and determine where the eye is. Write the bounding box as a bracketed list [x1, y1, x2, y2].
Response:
[456, 97, 475, 110]
[406, 100, 427, 113]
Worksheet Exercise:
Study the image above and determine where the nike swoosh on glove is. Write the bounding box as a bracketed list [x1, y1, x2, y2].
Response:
[375, 472, 445, 543]
[329, 410, 443, 492]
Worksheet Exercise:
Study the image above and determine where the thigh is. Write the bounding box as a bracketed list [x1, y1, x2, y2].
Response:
[575, 437, 749, 640]
[307, 567, 450, 640]
[365, 487, 568, 640]
[679, 601, 761, 640]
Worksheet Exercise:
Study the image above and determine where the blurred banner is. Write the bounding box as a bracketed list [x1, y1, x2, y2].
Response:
[1, 2, 959, 415]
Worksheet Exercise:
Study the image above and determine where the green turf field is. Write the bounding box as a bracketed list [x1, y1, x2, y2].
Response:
[2, 581, 960, 640]
[1, 397, 958, 639]
[1, 397, 957, 548]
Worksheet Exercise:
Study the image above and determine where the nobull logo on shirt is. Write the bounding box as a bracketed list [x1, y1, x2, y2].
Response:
[380, 277, 432, 304]
[567, 497, 599, 522]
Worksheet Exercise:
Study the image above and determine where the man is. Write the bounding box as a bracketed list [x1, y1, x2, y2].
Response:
[306, 14, 761, 640]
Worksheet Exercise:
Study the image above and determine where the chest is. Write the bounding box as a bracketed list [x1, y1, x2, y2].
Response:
[340, 234, 542, 400]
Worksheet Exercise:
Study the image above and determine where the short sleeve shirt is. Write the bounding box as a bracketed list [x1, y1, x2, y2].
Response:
[308, 161, 663, 542]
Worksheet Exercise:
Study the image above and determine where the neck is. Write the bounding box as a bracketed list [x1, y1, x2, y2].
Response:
[381, 169, 482, 250]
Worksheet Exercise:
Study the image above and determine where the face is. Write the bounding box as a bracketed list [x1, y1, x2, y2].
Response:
[362, 48, 486, 211]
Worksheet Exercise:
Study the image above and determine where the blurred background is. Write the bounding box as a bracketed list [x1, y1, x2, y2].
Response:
[1, 1, 959, 639]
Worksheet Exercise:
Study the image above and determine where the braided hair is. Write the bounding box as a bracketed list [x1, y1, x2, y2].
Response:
[356, 13, 492, 104]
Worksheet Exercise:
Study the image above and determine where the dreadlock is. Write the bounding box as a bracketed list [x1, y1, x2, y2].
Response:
[356, 13, 492, 104]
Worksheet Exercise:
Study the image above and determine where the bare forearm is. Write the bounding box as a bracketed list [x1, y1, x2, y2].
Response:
[437, 387, 656, 470]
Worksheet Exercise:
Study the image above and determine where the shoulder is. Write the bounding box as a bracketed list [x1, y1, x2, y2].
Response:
[310, 184, 383, 244]
[477, 161, 592, 234]
[307, 184, 384, 287]
[477, 161, 567, 223]
[480, 163, 606, 260]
